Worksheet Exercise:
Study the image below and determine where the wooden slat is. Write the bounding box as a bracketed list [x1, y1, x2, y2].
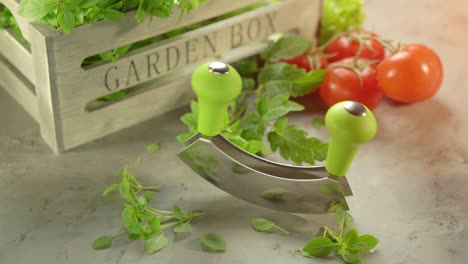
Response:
[0, 29, 34, 84]
[0, 53, 38, 121]
[58, 0, 321, 150]
[29, 25, 65, 153]
[36, 0, 264, 59]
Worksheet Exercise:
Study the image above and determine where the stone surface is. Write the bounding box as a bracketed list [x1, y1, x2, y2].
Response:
[1, 0, 468, 263]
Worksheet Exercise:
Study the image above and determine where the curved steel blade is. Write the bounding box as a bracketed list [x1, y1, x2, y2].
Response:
[178, 134, 351, 214]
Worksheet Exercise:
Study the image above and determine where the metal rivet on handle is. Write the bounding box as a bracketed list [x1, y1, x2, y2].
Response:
[344, 101, 367, 117]
[208, 62, 230, 74]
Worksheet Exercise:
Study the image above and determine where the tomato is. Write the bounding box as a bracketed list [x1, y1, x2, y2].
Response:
[281, 48, 328, 72]
[326, 31, 385, 63]
[319, 58, 384, 110]
[377, 44, 443, 103]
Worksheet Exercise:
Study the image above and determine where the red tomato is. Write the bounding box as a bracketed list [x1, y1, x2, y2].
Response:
[377, 44, 443, 103]
[326, 31, 385, 63]
[281, 48, 328, 72]
[319, 58, 384, 110]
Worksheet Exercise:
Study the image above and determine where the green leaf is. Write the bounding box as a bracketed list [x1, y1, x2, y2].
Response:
[42, 0, 59, 12]
[267, 118, 328, 165]
[355, 234, 379, 253]
[80, 0, 103, 8]
[100, 9, 125, 21]
[342, 252, 362, 264]
[311, 117, 325, 128]
[302, 236, 335, 257]
[102, 183, 119, 196]
[343, 229, 359, 245]
[144, 233, 168, 254]
[57, 7, 76, 34]
[119, 175, 135, 204]
[148, 217, 162, 234]
[235, 58, 258, 76]
[335, 207, 353, 231]
[200, 233, 226, 252]
[261, 95, 304, 122]
[258, 63, 326, 97]
[122, 205, 140, 234]
[92, 235, 113, 250]
[174, 222, 192, 234]
[18, 0, 50, 19]
[261, 36, 311, 62]
[146, 142, 160, 154]
[250, 218, 290, 235]
[177, 101, 198, 143]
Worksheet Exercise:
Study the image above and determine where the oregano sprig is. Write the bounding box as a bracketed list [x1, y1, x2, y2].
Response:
[93, 141, 205, 254]
[300, 207, 379, 264]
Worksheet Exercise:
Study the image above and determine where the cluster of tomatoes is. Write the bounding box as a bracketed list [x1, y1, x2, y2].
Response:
[281, 31, 444, 110]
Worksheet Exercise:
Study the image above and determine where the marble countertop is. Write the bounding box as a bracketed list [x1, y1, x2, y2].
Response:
[1, 0, 467, 263]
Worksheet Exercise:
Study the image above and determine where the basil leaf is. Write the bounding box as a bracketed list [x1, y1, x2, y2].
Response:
[355, 234, 379, 253]
[261, 36, 311, 62]
[250, 218, 290, 235]
[343, 229, 359, 245]
[335, 207, 353, 231]
[100, 9, 125, 21]
[144, 233, 168, 254]
[102, 183, 119, 196]
[57, 7, 75, 34]
[200, 233, 226, 252]
[174, 222, 192, 234]
[92, 236, 113, 250]
[302, 236, 335, 257]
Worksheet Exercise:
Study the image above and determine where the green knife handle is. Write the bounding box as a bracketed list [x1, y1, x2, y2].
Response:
[191, 62, 242, 137]
[325, 101, 377, 177]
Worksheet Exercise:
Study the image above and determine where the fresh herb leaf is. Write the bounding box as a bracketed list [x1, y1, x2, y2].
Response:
[341, 252, 362, 264]
[92, 236, 113, 249]
[250, 218, 290, 235]
[177, 101, 199, 143]
[144, 233, 169, 254]
[354, 234, 379, 253]
[200, 233, 226, 252]
[102, 183, 119, 196]
[336, 207, 353, 231]
[57, 7, 75, 34]
[258, 63, 326, 97]
[268, 118, 327, 165]
[260, 95, 304, 122]
[302, 236, 336, 257]
[261, 36, 311, 62]
[342, 229, 359, 245]
[174, 222, 192, 234]
[300, 209, 378, 263]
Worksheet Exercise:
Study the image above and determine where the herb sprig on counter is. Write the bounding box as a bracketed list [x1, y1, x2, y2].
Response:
[300, 207, 379, 264]
[178, 35, 328, 165]
[93, 141, 205, 254]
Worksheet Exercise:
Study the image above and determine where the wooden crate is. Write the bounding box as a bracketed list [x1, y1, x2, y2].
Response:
[0, 0, 321, 153]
